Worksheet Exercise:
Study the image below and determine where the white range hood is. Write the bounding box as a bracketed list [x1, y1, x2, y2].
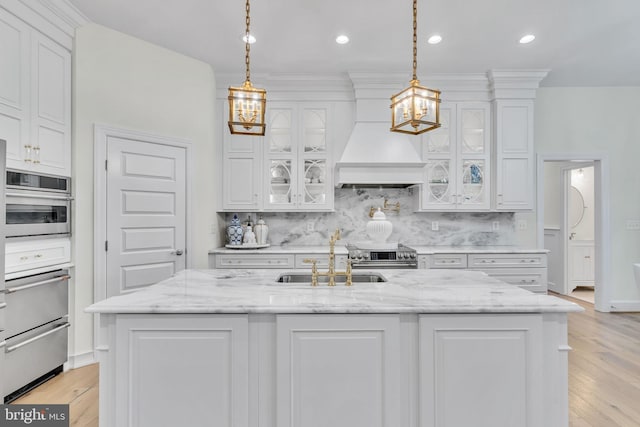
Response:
[335, 79, 426, 188]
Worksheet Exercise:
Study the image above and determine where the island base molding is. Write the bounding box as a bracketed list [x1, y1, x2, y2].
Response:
[96, 312, 570, 427]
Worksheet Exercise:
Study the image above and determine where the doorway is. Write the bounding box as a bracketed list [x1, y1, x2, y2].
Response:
[537, 154, 611, 312]
[94, 125, 192, 302]
[566, 164, 595, 303]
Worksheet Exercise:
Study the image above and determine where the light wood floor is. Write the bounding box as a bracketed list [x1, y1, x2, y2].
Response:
[11, 298, 640, 427]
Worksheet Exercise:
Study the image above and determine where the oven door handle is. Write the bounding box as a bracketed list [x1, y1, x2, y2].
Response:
[5, 322, 70, 353]
[5, 192, 73, 201]
[4, 275, 71, 294]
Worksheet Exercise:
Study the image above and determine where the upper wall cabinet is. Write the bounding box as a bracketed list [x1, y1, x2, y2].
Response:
[417, 102, 491, 211]
[0, 8, 71, 177]
[221, 102, 334, 212]
[492, 100, 534, 210]
[265, 103, 333, 211]
[221, 102, 264, 211]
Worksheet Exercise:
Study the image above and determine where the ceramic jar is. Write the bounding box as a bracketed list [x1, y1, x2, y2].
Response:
[366, 208, 393, 242]
[243, 225, 257, 244]
[227, 213, 244, 245]
[254, 217, 269, 245]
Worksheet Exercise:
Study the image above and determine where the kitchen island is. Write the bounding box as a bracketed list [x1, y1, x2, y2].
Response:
[87, 268, 581, 427]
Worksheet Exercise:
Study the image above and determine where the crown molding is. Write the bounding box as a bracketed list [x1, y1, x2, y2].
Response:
[488, 69, 550, 99]
[0, 0, 89, 49]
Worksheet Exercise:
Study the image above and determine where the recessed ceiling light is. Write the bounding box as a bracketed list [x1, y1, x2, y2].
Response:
[336, 35, 349, 45]
[242, 34, 256, 44]
[519, 34, 535, 44]
[428, 35, 442, 44]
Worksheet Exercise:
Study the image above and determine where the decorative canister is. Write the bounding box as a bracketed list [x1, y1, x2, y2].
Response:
[254, 217, 269, 245]
[227, 213, 244, 245]
[243, 225, 257, 244]
[366, 208, 393, 243]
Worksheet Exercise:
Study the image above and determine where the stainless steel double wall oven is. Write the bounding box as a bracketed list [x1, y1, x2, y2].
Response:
[2, 168, 71, 402]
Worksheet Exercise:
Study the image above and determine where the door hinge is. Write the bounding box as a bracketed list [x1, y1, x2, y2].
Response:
[105, 159, 108, 171]
[105, 240, 108, 251]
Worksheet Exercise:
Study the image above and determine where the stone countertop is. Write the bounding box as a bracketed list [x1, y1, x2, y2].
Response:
[86, 269, 580, 315]
[208, 245, 547, 255]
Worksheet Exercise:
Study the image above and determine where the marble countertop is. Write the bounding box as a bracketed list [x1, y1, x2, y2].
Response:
[86, 269, 581, 315]
[209, 245, 547, 255]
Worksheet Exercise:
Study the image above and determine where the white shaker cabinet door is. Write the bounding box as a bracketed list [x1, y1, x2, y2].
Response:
[29, 32, 71, 176]
[276, 314, 404, 427]
[419, 314, 544, 427]
[113, 315, 249, 427]
[0, 9, 30, 168]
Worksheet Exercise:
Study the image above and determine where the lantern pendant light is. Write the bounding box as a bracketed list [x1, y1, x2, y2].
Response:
[228, 0, 267, 135]
[390, 0, 441, 135]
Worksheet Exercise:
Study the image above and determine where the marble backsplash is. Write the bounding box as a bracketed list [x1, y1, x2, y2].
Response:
[222, 188, 516, 247]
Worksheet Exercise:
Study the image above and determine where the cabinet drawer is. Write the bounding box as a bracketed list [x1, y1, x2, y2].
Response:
[468, 253, 547, 268]
[215, 254, 295, 269]
[5, 238, 71, 274]
[430, 254, 467, 268]
[475, 268, 548, 293]
[294, 254, 348, 270]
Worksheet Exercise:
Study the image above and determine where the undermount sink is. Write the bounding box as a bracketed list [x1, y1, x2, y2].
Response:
[276, 271, 387, 284]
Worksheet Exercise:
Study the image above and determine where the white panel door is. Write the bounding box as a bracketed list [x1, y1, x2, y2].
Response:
[106, 136, 187, 297]
[276, 314, 403, 427]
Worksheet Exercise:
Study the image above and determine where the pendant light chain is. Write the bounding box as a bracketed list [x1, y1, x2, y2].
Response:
[412, 0, 418, 81]
[245, 0, 251, 83]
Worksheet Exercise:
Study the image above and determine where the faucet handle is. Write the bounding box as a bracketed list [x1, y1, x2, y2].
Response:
[302, 258, 317, 265]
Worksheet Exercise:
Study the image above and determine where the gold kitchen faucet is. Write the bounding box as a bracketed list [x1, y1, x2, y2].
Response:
[303, 229, 352, 286]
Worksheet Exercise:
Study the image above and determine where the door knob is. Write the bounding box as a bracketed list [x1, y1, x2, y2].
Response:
[172, 249, 184, 256]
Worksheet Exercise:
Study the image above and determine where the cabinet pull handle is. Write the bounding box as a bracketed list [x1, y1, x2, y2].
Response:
[4, 275, 71, 294]
[6, 322, 71, 353]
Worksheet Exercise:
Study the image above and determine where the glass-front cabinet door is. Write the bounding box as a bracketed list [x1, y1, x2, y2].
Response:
[419, 102, 490, 210]
[268, 159, 293, 207]
[265, 103, 333, 211]
[457, 103, 490, 210]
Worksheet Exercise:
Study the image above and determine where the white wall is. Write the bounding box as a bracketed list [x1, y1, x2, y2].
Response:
[72, 23, 217, 359]
[531, 87, 640, 302]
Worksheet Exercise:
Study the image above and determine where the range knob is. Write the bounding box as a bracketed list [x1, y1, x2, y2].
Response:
[409, 253, 416, 259]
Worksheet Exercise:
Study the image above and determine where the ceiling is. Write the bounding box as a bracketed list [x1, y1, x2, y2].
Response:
[68, 0, 640, 87]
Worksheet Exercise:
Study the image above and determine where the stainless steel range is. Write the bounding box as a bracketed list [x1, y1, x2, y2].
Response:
[347, 243, 417, 269]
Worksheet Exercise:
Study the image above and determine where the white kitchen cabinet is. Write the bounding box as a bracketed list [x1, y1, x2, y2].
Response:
[568, 240, 595, 291]
[419, 252, 548, 293]
[492, 100, 534, 210]
[221, 102, 264, 210]
[111, 315, 249, 427]
[418, 102, 491, 211]
[213, 253, 295, 269]
[97, 310, 570, 427]
[419, 314, 544, 427]
[0, 8, 71, 176]
[265, 103, 333, 211]
[293, 253, 347, 270]
[428, 253, 468, 268]
[276, 314, 403, 427]
[5, 238, 71, 274]
[209, 251, 347, 270]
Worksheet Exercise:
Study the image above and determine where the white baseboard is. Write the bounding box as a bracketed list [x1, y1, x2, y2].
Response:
[64, 351, 97, 370]
[609, 300, 640, 312]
